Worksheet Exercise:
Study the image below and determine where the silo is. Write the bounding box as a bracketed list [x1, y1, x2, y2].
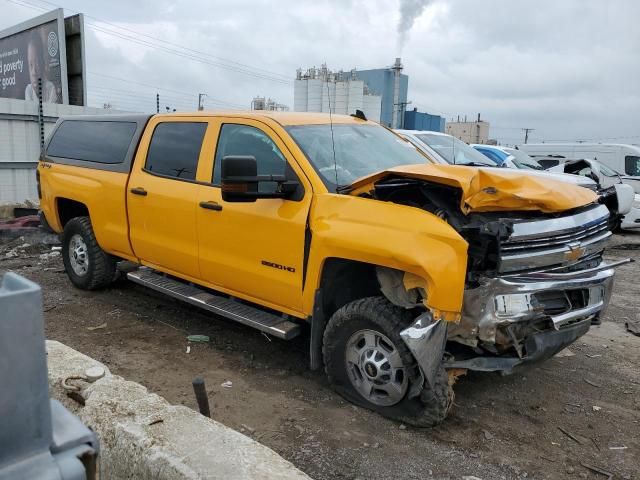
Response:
[334, 81, 348, 115]
[307, 78, 322, 112]
[294, 79, 308, 112]
[363, 93, 382, 123]
[347, 80, 364, 115]
[322, 81, 336, 113]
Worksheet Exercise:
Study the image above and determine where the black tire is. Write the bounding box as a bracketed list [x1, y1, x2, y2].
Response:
[323, 296, 452, 427]
[62, 216, 116, 290]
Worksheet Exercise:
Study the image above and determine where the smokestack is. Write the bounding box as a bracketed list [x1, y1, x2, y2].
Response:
[391, 57, 403, 129]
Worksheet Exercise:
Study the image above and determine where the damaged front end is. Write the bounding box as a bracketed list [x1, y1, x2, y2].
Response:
[353, 167, 629, 376]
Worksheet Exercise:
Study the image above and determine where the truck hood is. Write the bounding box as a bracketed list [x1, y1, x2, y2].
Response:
[348, 164, 598, 214]
[515, 168, 596, 186]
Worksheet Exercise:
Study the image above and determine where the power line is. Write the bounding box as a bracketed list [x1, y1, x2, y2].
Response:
[4, 0, 292, 85]
[32, 0, 291, 81]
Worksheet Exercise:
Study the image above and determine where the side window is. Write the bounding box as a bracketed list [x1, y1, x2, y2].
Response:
[625, 156, 640, 176]
[145, 122, 207, 181]
[212, 124, 286, 188]
[538, 159, 559, 169]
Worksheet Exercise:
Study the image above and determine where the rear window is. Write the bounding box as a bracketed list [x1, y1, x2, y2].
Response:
[144, 122, 207, 181]
[47, 120, 137, 164]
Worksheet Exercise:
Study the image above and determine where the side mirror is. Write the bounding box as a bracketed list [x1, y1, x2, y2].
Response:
[221, 155, 258, 202]
[221, 155, 299, 202]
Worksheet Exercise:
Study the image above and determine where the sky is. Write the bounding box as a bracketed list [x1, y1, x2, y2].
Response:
[1, 0, 639, 145]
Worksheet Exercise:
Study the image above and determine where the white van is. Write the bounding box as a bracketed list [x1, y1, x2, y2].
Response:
[518, 143, 640, 192]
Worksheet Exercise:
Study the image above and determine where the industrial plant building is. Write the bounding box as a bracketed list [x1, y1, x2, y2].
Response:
[446, 115, 490, 144]
[403, 108, 445, 133]
[294, 58, 408, 129]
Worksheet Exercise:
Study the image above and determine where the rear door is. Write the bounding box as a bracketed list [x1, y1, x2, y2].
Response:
[128, 117, 212, 279]
[196, 118, 312, 315]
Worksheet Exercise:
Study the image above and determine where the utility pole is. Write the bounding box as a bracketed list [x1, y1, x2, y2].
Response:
[156, 93, 160, 113]
[522, 128, 535, 144]
[198, 93, 207, 111]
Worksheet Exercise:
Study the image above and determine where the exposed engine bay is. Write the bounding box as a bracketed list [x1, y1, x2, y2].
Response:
[361, 176, 615, 284]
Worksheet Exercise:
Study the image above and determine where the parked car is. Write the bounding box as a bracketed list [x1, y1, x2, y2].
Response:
[397, 130, 598, 189]
[472, 145, 637, 230]
[517, 143, 640, 193]
[396, 131, 633, 226]
[39, 113, 627, 426]
[472, 144, 546, 170]
[542, 156, 640, 230]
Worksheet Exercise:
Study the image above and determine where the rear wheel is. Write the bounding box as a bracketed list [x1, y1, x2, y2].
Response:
[62, 216, 116, 290]
[323, 296, 452, 427]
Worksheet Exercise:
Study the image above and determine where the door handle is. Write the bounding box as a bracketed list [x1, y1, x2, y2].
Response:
[199, 201, 223, 211]
[130, 187, 148, 196]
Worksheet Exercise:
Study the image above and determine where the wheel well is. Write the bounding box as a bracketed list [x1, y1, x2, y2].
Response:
[56, 198, 89, 227]
[318, 258, 382, 320]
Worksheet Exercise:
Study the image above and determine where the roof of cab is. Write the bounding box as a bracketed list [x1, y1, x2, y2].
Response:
[155, 111, 373, 126]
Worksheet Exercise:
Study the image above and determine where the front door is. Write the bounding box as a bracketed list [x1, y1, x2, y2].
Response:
[196, 119, 311, 315]
[128, 119, 210, 279]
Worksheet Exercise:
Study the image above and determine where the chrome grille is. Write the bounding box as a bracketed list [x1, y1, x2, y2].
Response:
[502, 215, 609, 253]
[499, 204, 611, 274]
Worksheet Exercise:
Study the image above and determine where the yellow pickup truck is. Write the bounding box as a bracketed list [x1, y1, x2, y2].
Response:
[38, 112, 625, 426]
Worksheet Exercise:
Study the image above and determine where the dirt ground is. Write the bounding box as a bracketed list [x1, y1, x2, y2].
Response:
[2, 231, 639, 480]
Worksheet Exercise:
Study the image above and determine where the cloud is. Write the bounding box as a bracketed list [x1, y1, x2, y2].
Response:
[1, 0, 639, 144]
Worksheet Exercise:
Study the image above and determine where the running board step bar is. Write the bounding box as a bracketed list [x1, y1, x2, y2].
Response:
[127, 269, 301, 340]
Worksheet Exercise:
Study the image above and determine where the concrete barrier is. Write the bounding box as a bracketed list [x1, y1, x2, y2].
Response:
[46, 340, 311, 480]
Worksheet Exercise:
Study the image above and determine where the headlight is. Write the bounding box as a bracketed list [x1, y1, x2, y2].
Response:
[633, 194, 640, 209]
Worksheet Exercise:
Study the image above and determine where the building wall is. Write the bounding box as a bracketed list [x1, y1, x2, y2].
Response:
[0, 97, 127, 203]
[403, 110, 445, 132]
[354, 69, 408, 128]
[446, 121, 490, 144]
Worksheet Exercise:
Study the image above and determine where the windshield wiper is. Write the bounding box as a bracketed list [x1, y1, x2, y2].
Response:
[457, 162, 495, 167]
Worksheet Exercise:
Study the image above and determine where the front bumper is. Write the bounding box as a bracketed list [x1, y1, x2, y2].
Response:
[443, 260, 627, 373]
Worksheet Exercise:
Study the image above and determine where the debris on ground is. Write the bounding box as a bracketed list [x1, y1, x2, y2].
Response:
[625, 317, 640, 337]
[187, 334, 210, 343]
[584, 378, 602, 388]
[221, 380, 233, 388]
[186, 346, 191, 354]
[86, 322, 107, 331]
[558, 426, 585, 445]
[592, 405, 602, 411]
[555, 348, 575, 357]
[580, 462, 613, 479]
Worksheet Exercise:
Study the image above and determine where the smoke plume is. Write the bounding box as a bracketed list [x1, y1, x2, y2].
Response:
[397, 0, 431, 53]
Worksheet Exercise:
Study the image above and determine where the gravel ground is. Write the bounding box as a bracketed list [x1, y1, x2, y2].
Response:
[2, 230, 639, 480]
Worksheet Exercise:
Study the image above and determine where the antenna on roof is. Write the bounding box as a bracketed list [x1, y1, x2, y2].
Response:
[351, 109, 367, 121]
[326, 72, 339, 189]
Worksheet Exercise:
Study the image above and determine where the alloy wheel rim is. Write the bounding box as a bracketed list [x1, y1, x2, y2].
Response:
[68, 234, 89, 276]
[345, 329, 408, 406]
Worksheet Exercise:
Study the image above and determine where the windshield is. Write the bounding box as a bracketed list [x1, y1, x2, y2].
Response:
[286, 124, 425, 190]
[415, 133, 496, 167]
[595, 160, 621, 177]
[503, 148, 544, 170]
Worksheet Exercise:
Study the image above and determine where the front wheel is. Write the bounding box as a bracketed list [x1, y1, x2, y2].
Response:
[322, 297, 453, 427]
[62, 216, 116, 290]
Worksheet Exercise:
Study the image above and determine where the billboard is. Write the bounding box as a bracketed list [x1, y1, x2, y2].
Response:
[0, 9, 70, 104]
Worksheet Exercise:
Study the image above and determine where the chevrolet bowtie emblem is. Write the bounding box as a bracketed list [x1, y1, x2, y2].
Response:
[565, 242, 586, 262]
